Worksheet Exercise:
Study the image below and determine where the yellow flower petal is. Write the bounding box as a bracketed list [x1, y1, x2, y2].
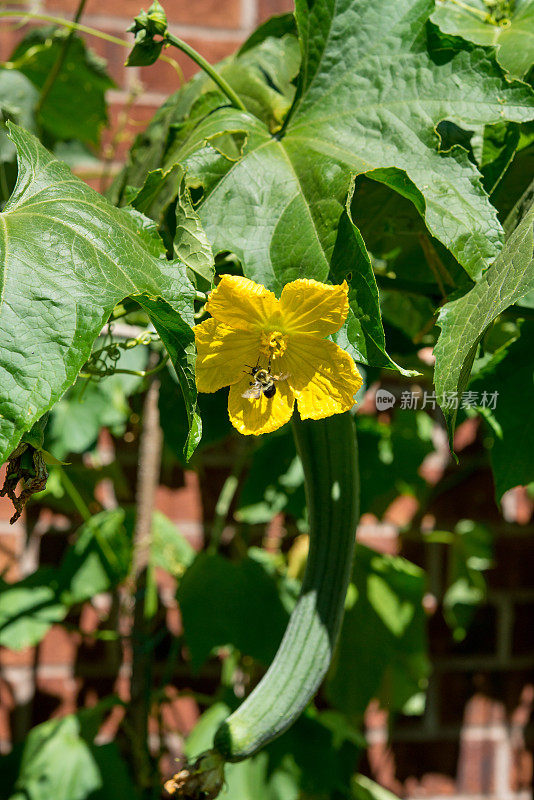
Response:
[279, 279, 349, 336]
[206, 275, 280, 331]
[228, 373, 295, 435]
[194, 318, 260, 393]
[281, 334, 362, 420]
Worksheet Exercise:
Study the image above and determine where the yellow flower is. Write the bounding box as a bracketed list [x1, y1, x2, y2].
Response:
[194, 275, 363, 435]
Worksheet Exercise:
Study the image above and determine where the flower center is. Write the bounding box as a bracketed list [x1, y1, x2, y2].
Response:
[260, 330, 287, 359]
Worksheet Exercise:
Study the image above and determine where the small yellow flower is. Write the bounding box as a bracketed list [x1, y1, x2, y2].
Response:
[194, 275, 363, 435]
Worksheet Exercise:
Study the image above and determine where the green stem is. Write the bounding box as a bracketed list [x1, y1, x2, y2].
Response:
[208, 443, 251, 554]
[35, 0, 88, 118]
[58, 466, 91, 521]
[0, 12, 183, 79]
[165, 32, 246, 111]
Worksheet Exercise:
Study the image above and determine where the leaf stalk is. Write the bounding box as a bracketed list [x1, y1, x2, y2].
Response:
[164, 33, 247, 112]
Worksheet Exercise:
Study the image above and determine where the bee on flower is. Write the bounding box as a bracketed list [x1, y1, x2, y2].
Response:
[194, 275, 363, 435]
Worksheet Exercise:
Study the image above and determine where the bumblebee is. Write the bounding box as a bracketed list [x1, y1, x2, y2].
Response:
[242, 365, 289, 400]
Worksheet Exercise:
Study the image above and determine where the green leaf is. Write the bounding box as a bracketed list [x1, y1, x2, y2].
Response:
[0, 569, 67, 650]
[174, 173, 215, 285]
[470, 321, 534, 498]
[159, 376, 231, 464]
[235, 428, 305, 525]
[431, 0, 534, 79]
[46, 343, 147, 459]
[185, 702, 360, 800]
[125, 164, 183, 224]
[138, 296, 201, 459]
[9, 29, 114, 145]
[330, 183, 418, 374]
[0, 124, 196, 464]
[4, 702, 138, 800]
[479, 121, 520, 195]
[434, 183, 534, 446]
[150, 510, 195, 575]
[439, 520, 493, 639]
[0, 69, 38, 204]
[218, 35, 301, 131]
[177, 551, 291, 670]
[165, 0, 534, 312]
[327, 544, 429, 717]
[352, 775, 402, 800]
[238, 13, 297, 55]
[58, 509, 132, 605]
[356, 411, 434, 518]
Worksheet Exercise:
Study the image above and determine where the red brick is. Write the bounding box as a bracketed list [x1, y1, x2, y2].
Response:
[160, 691, 199, 735]
[457, 739, 497, 795]
[453, 417, 480, 452]
[365, 699, 388, 731]
[0, 679, 15, 741]
[502, 485, 533, 525]
[403, 773, 456, 797]
[0, 18, 27, 61]
[463, 693, 505, 726]
[0, 646, 35, 668]
[511, 683, 534, 727]
[45, 0, 242, 29]
[510, 745, 533, 792]
[0, 529, 23, 580]
[38, 625, 81, 666]
[165, 605, 183, 637]
[356, 520, 399, 555]
[155, 472, 202, 524]
[366, 741, 403, 796]
[383, 495, 419, 527]
[137, 36, 243, 94]
[96, 703, 124, 741]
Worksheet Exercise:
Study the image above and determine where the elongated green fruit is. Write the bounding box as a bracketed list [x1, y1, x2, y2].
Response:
[213, 411, 359, 761]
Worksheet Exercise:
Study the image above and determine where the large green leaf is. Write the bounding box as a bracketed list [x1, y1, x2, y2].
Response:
[168, 0, 534, 302]
[0, 124, 196, 464]
[442, 520, 493, 640]
[470, 321, 534, 498]
[0, 568, 67, 651]
[8, 28, 114, 145]
[4, 702, 139, 800]
[326, 544, 429, 717]
[177, 551, 292, 671]
[434, 184, 534, 445]
[356, 411, 434, 518]
[185, 702, 361, 800]
[431, 0, 534, 79]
